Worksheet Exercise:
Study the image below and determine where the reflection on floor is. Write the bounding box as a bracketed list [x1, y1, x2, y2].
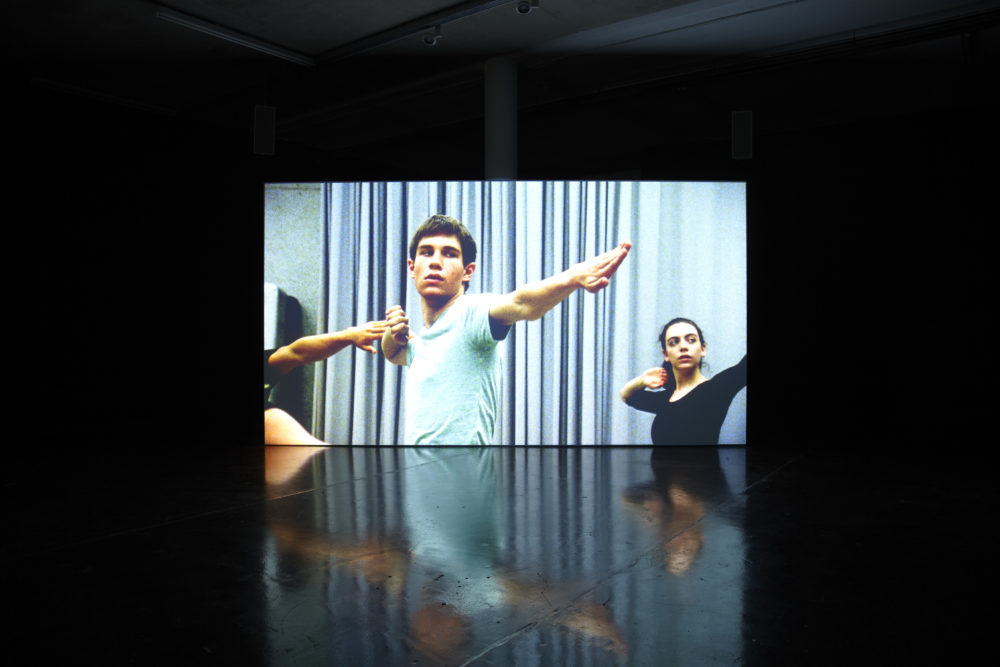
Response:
[6, 446, 991, 664]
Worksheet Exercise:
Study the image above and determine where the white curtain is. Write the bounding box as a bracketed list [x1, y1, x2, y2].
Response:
[318, 181, 746, 445]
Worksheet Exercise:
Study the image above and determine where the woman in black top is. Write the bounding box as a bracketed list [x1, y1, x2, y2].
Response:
[620, 318, 746, 445]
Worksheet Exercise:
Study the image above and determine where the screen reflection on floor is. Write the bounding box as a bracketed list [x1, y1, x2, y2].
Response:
[262, 446, 747, 665]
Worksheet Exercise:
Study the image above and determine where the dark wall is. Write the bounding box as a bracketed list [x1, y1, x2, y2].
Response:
[19, 85, 265, 447]
[16, 38, 993, 448]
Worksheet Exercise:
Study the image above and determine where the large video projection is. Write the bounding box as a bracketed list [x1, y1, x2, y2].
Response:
[265, 180, 746, 445]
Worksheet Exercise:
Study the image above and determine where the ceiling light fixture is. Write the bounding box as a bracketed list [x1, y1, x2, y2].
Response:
[317, 0, 513, 63]
[422, 25, 443, 47]
[516, 1, 540, 14]
[154, 6, 315, 67]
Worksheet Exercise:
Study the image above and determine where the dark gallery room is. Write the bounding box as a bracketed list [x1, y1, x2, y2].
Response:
[7, 1, 998, 664]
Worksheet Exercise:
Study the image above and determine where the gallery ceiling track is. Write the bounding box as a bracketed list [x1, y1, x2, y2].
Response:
[155, 5, 316, 67]
[316, 0, 517, 63]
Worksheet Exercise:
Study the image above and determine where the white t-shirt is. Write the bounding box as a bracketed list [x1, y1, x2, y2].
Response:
[404, 294, 506, 445]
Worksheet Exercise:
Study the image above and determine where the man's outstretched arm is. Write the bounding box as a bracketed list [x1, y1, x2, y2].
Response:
[489, 241, 631, 326]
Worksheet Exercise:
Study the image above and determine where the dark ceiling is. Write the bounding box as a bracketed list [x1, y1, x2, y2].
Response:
[14, 0, 1000, 166]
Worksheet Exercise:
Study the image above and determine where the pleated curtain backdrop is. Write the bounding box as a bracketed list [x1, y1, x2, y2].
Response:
[316, 180, 746, 445]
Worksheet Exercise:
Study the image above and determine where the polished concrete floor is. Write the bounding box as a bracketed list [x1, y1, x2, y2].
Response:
[5, 446, 992, 665]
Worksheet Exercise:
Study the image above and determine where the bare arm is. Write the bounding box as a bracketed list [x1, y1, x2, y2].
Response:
[381, 305, 411, 366]
[489, 241, 631, 326]
[268, 321, 387, 376]
[620, 367, 668, 402]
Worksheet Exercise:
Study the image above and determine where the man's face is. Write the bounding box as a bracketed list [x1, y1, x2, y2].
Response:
[408, 234, 475, 299]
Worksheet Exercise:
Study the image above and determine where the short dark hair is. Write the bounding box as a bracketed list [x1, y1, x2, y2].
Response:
[408, 214, 477, 266]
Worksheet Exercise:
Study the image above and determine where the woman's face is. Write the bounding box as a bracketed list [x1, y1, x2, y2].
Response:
[661, 322, 706, 371]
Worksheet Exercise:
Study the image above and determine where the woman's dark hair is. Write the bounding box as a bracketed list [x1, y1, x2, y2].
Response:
[658, 317, 708, 387]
